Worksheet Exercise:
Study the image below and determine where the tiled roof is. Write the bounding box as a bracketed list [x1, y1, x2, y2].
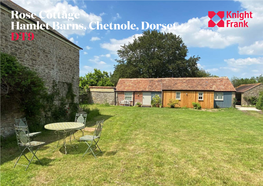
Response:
[0, 0, 82, 49]
[116, 77, 236, 92]
[235, 83, 261, 93]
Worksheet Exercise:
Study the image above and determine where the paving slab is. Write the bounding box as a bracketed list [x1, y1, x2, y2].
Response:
[236, 105, 261, 111]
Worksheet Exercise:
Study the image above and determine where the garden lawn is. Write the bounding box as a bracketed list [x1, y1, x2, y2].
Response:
[1, 106, 263, 185]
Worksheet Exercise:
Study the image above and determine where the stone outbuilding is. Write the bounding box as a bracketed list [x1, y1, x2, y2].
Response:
[235, 83, 263, 106]
[0, 0, 82, 137]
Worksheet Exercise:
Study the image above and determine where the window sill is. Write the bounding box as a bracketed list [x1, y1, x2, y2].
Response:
[215, 99, 224, 101]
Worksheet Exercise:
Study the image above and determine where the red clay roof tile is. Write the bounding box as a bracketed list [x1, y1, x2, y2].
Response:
[116, 77, 236, 92]
[235, 83, 261, 93]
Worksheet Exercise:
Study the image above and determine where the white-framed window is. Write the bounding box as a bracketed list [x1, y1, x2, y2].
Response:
[198, 92, 204, 100]
[176, 92, 181, 100]
[124, 92, 133, 101]
[215, 92, 224, 101]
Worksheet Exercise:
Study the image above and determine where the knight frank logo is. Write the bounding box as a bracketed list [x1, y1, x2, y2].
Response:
[208, 11, 253, 28]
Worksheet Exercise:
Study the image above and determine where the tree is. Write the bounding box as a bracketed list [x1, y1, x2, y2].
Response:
[79, 69, 114, 90]
[231, 75, 263, 87]
[111, 30, 201, 85]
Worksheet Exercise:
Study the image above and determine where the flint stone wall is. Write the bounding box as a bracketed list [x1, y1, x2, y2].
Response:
[0, 6, 80, 137]
[89, 87, 115, 105]
[242, 84, 263, 106]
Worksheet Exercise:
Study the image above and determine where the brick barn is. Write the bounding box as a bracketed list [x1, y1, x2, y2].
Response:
[116, 77, 236, 108]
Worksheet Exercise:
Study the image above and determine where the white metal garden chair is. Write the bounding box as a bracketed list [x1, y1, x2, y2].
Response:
[14, 125, 45, 170]
[15, 118, 41, 138]
[72, 113, 87, 138]
[79, 120, 104, 158]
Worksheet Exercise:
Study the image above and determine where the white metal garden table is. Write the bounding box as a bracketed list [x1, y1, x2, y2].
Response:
[44, 122, 85, 154]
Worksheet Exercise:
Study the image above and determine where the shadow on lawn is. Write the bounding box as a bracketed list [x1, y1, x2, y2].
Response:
[58, 143, 117, 157]
[0, 114, 114, 165]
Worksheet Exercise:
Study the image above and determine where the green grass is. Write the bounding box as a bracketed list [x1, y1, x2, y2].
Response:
[1, 106, 263, 185]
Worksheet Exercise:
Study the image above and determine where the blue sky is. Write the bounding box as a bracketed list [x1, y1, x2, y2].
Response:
[13, 0, 263, 79]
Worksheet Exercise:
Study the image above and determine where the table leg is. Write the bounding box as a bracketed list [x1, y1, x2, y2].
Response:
[63, 131, 67, 154]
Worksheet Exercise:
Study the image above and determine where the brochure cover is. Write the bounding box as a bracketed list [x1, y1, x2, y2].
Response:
[1, 0, 263, 185]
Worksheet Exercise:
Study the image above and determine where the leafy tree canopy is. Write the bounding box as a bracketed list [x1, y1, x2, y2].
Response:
[79, 68, 114, 90]
[111, 30, 210, 85]
[231, 75, 263, 87]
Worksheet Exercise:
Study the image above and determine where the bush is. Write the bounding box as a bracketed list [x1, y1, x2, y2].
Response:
[151, 95, 161, 107]
[167, 99, 179, 108]
[244, 96, 258, 105]
[136, 102, 142, 107]
[192, 102, 201, 109]
[256, 92, 263, 110]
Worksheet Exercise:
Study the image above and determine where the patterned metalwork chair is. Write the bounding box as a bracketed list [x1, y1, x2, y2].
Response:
[79, 120, 104, 158]
[15, 118, 41, 138]
[14, 125, 45, 170]
[71, 113, 87, 138]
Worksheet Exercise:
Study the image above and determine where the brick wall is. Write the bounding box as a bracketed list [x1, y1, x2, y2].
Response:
[134, 92, 143, 105]
[117, 92, 125, 105]
[0, 6, 80, 137]
[242, 84, 263, 106]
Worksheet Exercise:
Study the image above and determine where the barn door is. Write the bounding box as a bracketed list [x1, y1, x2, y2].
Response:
[143, 92, 151, 106]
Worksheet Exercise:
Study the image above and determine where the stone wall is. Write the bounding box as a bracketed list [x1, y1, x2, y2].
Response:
[89, 86, 115, 105]
[242, 84, 263, 106]
[0, 6, 80, 137]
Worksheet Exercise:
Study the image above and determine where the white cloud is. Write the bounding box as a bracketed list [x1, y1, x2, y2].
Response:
[12, 0, 102, 37]
[83, 52, 87, 55]
[197, 63, 205, 69]
[90, 37, 101, 41]
[99, 12, 106, 16]
[224, 57, 263, 66]
[84, 65, 92, 70]
[238, 41, 263, 55]
[220, 66, 240, 72]
[113, 13, 121, 21]
[86, 46, 91, 50]
[69, 37, 74, 42]
[89, 55, 106, 65]
[207, 68, 219, 72]
[101, 34, 142, 54]
[100, 54, 111, 58]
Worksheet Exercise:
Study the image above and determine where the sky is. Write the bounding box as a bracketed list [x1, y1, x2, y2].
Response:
[12, 0, 263, 79]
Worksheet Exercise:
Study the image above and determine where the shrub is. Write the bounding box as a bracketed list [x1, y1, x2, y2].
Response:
[136, 102, 142, 107]
[192, 102, 201, 109]
[244, 96, 258, 105]
[167, 99, 179, 108]
[256, 92, 263, 110]
[151, 95, 161, 107]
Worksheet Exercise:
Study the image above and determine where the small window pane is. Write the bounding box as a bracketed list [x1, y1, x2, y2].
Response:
[198, 92, 203, 100]
[176, 92, 181, 100]
[125, 92, 132, 101]
[215, 92, 223, 100]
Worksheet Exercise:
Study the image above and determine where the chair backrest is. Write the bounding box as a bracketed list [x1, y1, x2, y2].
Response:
[14, 125, 31, 146]
[15, 118, 28, 127]
[75, 113, 87, 125]
[94, 120, 104, 137]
